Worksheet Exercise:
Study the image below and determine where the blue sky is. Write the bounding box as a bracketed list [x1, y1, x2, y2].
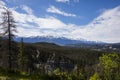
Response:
[4, 0, 120, 25]
[0, 0, 120, 43]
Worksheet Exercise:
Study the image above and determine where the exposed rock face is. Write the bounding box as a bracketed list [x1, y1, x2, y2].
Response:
[34, 50, 75, 73]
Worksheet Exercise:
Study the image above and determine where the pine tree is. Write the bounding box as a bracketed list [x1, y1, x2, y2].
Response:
[18, 38, 24, 70]
[18, 38, 28, 71]
[0, 7, 17, 70]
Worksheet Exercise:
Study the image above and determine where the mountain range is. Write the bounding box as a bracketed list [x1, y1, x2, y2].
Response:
[14, 36, 103, 45]
[14, 36, 120, 52]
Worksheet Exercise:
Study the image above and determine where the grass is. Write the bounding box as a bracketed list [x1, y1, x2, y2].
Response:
[0, 68, 30, 80]
[0, 67, 84, 80]
[0, 67, 54, 80]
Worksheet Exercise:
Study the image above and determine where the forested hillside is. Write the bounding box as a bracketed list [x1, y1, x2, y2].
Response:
[0, 37, 120, 80]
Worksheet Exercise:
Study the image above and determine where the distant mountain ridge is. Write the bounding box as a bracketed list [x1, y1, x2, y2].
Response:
[14, 36, 103, 45]
[14, 36, 120, 52]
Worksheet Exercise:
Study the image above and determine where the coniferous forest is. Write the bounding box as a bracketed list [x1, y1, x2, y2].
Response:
[0, 1, 120, 80]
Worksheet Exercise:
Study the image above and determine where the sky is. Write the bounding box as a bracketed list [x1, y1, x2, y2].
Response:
[0, 0, 120, 43]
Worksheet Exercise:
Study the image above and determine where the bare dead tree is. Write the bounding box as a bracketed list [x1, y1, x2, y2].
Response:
[0, 7, 17, 70]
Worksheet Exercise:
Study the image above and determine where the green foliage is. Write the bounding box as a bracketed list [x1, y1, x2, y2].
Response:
[98, 53, 120, 80]
[0, 67, 29, 80]
[72, 65, 85, 80]
[53, 68, 85, 80]
[53, 68, 61, 75]
[89, 72, 101, 80]
[99, 53, 119, 70]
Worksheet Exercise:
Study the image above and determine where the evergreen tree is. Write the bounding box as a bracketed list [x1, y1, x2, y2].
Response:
[18, 38, 24, 70]
[18, 38, 28, 71]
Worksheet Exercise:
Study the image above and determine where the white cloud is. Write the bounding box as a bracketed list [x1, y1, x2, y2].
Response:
[55, 0, 80, 3]
[56, 0, 69, 3]
[46, 5, 120, 43]
[47, 6, 76, 17]
[21, 5, 33, 14]
[0, 0, 120, 43]
[12, 9, 67, 29]
[34, 17, 67, 29]
[70, 6, 120, 43]
[0, 0, 6, 6]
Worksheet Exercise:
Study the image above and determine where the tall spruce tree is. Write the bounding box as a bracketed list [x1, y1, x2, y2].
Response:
[0, 7, 17, 70]
[18, 38, 29, 71]
[18, 38, 25, 70]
